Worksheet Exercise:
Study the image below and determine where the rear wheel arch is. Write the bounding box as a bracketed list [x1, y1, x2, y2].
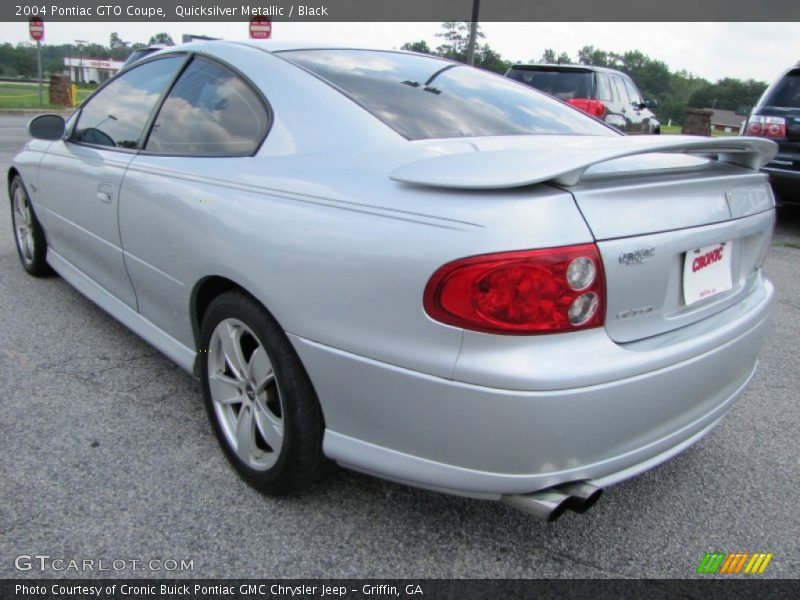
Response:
[190, 277, 291, 376]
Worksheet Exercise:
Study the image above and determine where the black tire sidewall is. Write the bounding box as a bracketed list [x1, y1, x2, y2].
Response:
[10, 177, 50, 276]
[199, 292, 323, 494]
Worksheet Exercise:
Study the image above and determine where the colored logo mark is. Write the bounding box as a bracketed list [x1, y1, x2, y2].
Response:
[696, 552, 773, 574]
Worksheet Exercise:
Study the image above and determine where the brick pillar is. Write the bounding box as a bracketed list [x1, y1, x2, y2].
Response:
[682, 108, 713, 136]
[49, 74, 72, 107]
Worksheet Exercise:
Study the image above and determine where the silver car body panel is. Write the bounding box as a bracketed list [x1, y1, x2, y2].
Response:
[10, 40, 777, 500]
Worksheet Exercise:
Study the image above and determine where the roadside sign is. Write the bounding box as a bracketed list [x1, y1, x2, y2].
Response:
[29, 17, 44, 42]
[249, 17, 271, 39]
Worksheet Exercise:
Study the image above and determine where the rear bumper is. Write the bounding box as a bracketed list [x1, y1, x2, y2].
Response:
[291, 275, 774, 500]
[764, 158, 800, 202]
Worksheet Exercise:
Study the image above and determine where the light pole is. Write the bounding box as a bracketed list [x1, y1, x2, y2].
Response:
[75, 39, 87, 84]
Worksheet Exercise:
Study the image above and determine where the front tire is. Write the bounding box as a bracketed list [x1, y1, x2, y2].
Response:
[199, 291, 329, 495]
[9, 176, 51, 276]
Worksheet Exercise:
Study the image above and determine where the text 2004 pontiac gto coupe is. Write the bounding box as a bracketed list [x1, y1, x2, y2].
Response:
[9, 42, 777, 520]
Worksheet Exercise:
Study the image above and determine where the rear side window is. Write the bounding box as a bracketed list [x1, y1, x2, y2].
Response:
[611, 76, 628, 104]
[623, 78, 643, 105]
[769, 71, 800, 108]
[146, 57, 269, 156]
[280, 50, 612, 140]
[595, 73, 614, 102]
[73, 56, 184, 149]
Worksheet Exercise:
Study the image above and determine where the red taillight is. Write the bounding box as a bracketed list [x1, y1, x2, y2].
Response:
[424, 244, 606, 335]
[567, 98, 606, 119]
[746, 115, 786, 138]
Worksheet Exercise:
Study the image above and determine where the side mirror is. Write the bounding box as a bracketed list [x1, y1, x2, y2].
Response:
[28, 114, 66, 141]
[735, 105, 752, 117]
[642, 99, 658, 109]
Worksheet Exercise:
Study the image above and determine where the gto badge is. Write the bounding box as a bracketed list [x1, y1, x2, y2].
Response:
[617, 306, 654, 320]
[619, 246, 655, 265]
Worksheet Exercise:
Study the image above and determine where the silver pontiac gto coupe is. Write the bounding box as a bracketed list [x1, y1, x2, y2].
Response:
[9, 41, 778, 520]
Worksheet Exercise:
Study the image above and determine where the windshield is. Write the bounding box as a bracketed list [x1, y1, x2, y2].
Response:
[278, 49, 613, 140]
[506, 68, 594, 101]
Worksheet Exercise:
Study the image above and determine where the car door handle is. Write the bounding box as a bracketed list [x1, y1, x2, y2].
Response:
[97, 182, 114, 204]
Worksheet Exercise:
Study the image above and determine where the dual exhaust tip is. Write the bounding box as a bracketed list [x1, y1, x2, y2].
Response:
[501, 481, 603, 521]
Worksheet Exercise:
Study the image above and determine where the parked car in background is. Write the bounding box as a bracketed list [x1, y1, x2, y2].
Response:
[506, 64, 660, 134]
[10, 43, 777, 521]
[741, 61, 800, 203]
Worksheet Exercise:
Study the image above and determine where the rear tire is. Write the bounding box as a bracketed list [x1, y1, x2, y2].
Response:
[9, 176, 52, 276]
[199, 290, 330, 495]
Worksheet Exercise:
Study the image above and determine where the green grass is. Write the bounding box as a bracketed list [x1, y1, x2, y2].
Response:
[0, 82, 92, 109]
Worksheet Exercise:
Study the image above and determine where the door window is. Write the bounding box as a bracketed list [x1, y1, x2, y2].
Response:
[72, 57, 184, 150]
[145, 57, 269, 156]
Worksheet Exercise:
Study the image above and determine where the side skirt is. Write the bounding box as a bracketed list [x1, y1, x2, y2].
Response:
[46, 248, 196, 374]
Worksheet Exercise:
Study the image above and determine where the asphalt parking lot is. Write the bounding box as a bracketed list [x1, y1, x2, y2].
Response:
[0, 113, 798, 579]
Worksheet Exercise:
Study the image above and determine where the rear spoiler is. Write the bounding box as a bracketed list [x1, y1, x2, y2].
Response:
[390, 135, 778, 190]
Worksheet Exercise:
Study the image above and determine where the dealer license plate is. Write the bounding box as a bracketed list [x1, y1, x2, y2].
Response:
[683, 241, 733, 306]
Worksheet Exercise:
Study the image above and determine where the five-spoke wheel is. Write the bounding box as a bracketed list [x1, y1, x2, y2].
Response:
[208, 318, 285, 471]
[200, 291, 329, 494]
[9, 176, 51, 276]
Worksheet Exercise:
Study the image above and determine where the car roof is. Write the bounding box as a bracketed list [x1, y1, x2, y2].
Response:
[509, 63, 630, 77]
[170, 39, 399, 54]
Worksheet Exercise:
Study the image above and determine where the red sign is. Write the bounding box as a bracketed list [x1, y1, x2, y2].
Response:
[29, 17, 44, 42]
[249, 17, 271, 39]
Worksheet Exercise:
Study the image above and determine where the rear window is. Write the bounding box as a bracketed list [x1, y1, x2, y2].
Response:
[506, 68, 594, 101]
[769, 71, 800, 108]
[279, 50, 612, 140]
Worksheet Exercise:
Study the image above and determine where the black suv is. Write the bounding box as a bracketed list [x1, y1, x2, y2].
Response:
[741, 61, 800, 203]
[505, 64, 660, 134]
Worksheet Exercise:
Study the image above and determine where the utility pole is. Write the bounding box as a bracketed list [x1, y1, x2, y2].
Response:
[28, 18, 45, 106]
[75, 39, 87, 84]
[465, 0, 480, 66]
[36, 41, 43, 107]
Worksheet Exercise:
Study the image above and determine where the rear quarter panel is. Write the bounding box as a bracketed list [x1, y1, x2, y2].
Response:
[119, 45, 596, 379]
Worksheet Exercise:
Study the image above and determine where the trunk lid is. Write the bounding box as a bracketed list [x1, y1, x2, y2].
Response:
[393, 134, 777, 343]
[563, 156, 775, 342]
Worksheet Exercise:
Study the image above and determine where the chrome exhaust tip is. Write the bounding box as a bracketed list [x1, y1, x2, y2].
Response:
[501, 490, 572, 522]
[556, 481, 603, 514]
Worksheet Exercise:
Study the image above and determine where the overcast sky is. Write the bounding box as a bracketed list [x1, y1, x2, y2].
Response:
[0, 21, 797, 83]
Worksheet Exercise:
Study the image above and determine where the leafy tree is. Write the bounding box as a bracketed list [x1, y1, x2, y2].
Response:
[474, 44, 511, 74]
[400, 40, 432, 54]
[435, 21, 484, 58]
[688, 78, 767, 111]
[538, 49, 572, 64]
[429, 22, 509, 73]
[148, 33, 175, 46]
[577, 45, 613, 67]
[108, 32, 129, 61]
[540, 48, 557, 64]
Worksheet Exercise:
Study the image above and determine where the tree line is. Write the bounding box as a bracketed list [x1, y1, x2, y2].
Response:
[402, 23, 768, 124]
